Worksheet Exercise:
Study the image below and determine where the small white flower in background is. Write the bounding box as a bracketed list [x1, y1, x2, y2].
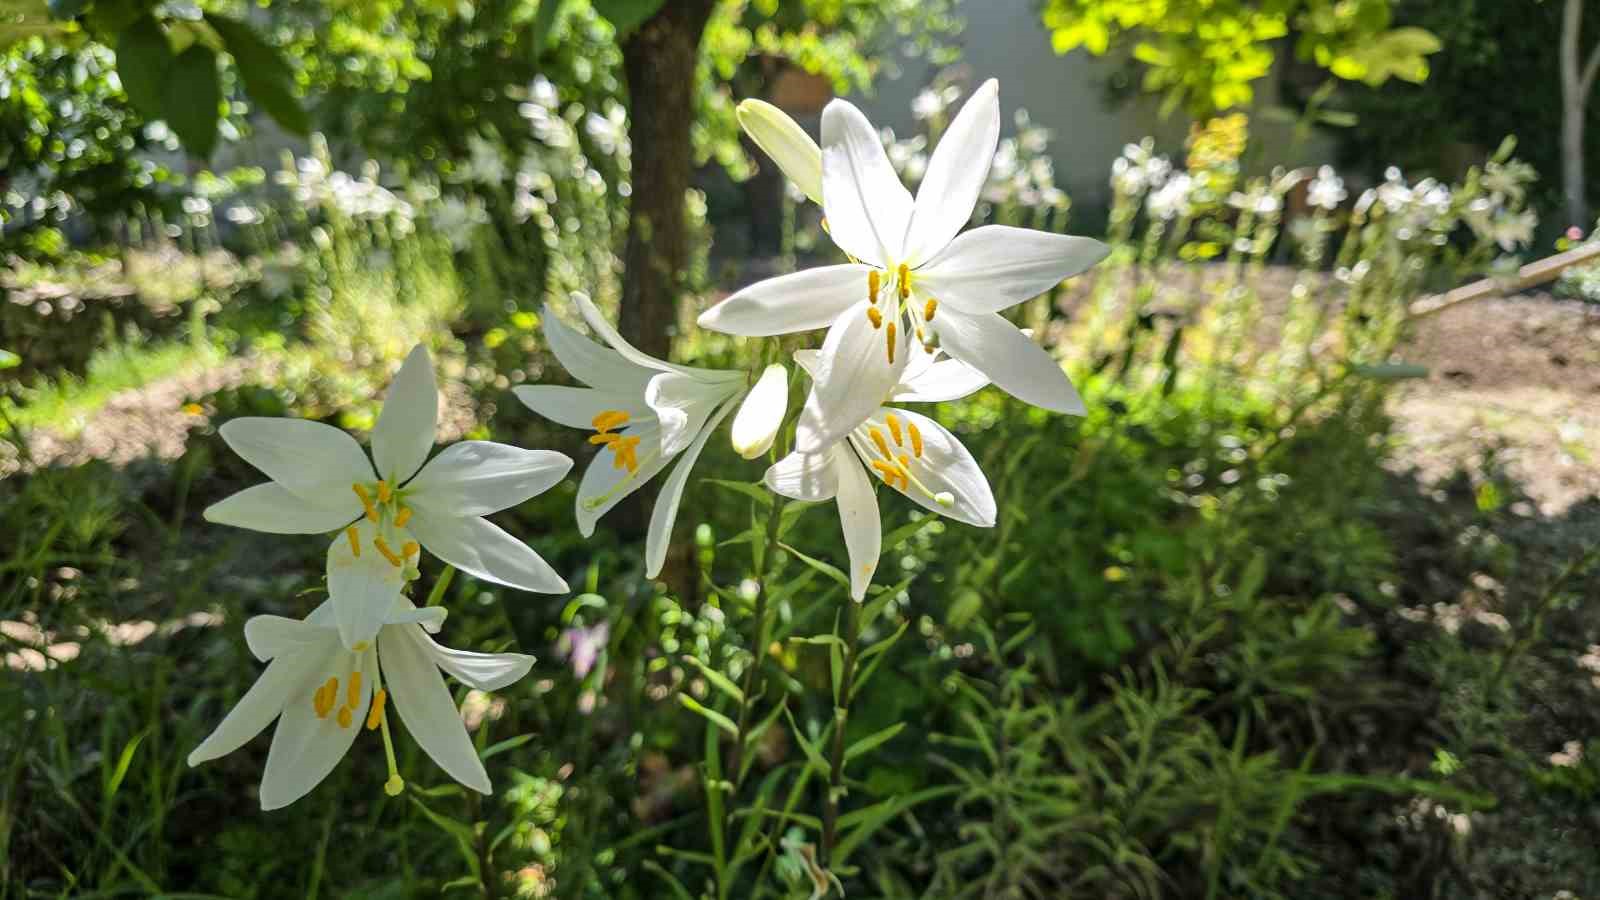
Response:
[1227, 189, 1280, 216]
[187, 598, 534, 809]
[465, 134, 509, 186]
[764, 348, 995, 600]
[1306, 166, 1346, 211]
[704, 80, 1108, 454]
[205, 344, 573, 648]
[431, 196, 490, 250]
[515, 293, 779, 577]
[1111, 139, 1169, 196]
[1146, 173, 1193, 221]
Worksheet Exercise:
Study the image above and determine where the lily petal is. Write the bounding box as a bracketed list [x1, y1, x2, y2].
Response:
[218, 417, 375, 506]
[646, 371, 723, 456]
[833, 449, 881, 602]
[871, 408, 996, 527]
[326, 520, 410, 650]
[820, 98, 912, 267]
[890, 351, 990, 403]
[380, 624, 490, 794]
[795, 302, 909, 453]
[917, 225, 1110, 315]
[385, 603, 447, 634]
[542, 304, 655, 394]
[645, 397, 738, 577]
[411, 627, 534, 691]
[244, 614, 336, 662]
[697, 264, 871, 336]
[187, 656, 303, 766]
[372, 344, 439, 484]
[730, 364, 789, 459]
[259, 642, 366, 810]
[932, 309, 1086, 415]
[513, 385, 647, 431]
[903, 79, 999, 266]
[738, 98, 823, 206]
[764, 447, 840, 502]
[574, 426, 675, 537]
[570, 292, 723, 382]
[409, 513, 568, 594]
[407, 442, 573, 518]
[204, 483, 360, 535]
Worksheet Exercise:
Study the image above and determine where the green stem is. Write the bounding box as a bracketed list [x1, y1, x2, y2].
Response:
[820, 599, 863, 868]
[424, 565, 456, 607]
[727, 496, 786, 785]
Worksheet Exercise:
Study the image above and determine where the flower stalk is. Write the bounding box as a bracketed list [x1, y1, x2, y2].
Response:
[820, 597, 863, 868]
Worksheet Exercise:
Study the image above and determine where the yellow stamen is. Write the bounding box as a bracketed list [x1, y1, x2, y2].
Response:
[589, 432, 619, 446]
[402, 541, 420, 558]
[869, 426, 891, 459]
[924, 298, 938, 321]
[866, 306, 883, 329]
[374, 537, 403, 567]
[897, 263, 910, 299]
[347, 671, 362, 708]
[591, 409, 629, 433]
[886, 413, 903, 446]
[867, 270, 881, 301]
[366, 689, 388, 730]
[394, 506, 412, 527]
[337, 707, 353, 728]
[352, 483, 379, 522]
[346, 526, 361, 557]
[315, 677, 338, 718]
[610, 435, 640, 473]
[376, 480, 392, 503]
[908, 422, 923, 457]
[898, 453, 912, 471]
[886, 321, 897, 364]
[870, 458, 901, 484]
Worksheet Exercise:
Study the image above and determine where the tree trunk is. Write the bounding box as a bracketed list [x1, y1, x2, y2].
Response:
[618, 0, 717, 361]
[1559, 0, 1600, 228]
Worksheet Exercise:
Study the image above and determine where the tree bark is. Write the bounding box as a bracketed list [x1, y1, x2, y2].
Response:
[1559, 0, 1600, 228]
[618, 0, 718, 361]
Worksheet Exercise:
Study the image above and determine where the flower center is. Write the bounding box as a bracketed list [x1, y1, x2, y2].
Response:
[863, 265, 939, 363]
[311, 645, 406, 797]
[588, 409, 641, 474]
[349, 481, 422, 575]
[851, 412, 953, 507]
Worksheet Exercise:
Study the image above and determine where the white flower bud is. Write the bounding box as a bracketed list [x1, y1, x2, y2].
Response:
[736, 100, 823, 207]
[730, 364, 789, 459]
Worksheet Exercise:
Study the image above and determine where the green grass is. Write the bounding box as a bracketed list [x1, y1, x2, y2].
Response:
[3, 340, 222, 435]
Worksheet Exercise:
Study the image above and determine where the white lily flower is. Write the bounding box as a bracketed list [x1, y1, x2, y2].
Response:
[187, 598, 534, 810]
[205, 344, 574, 649]
[702, 80, 1108, 453]
[765, 349, 995, 600]
[514, 293, 750, 577]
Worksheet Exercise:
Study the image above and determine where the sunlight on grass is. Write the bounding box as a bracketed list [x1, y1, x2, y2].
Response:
[3, 341, 223, 435]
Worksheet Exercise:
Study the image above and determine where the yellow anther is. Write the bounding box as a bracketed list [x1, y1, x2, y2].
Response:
[896, 263, 910, 300]
[591, 409, 629, 433]
[337, 707, 353, 728]
[589, 433, 618, 446]
[347, 671, 363, 708]
[352, 641, 370, 652]
[924, 298, 938, 321]
[868, 426, 891, 459]
[402, 541, 420, 558]
[898, 453, 912, 471]
[373, 537, 403, 567]
[376, 480, 392, 503]
[394, 506, 412, 527]
[352, 483, 379, 522]
[315, 677, 338, 718]
[867, 269, 881, 301]
[384, 775, 405, 797]
[346, 526, 361, 557]
[908, 421, 923, 457]
[866, 306, 883, 329]
[366, 689, 388, 730]
[886, 413, 904, 446]
[870, 459, 900, 484]
[886, 321, 897, 364]
[610, 434, 640, 473]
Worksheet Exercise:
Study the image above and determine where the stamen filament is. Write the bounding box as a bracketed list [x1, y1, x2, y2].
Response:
[346, 526, 361, 557]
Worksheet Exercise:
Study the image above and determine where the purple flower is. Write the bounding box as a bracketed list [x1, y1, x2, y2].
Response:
[557, 623, 610, 679]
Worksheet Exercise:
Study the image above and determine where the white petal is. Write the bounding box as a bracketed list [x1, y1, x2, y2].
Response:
[871, 408, 996, 527]
[407, 442, 573, 518]
[259, 642, 363, 810]
[738, 98, 823, 206]
[891, 351, 990, 403]
[764, 447, 840, 502]
[542, 304, 655, 393]
[645, 397, 737, 577]
[385, 603, 447, 633]
[795, 302, 909, 453]
[730, 364, 789, 459]
[204, 483, 360, 535]
[932, 309, 1085, 415]
[696, 264, 870, 336]
[244, 614, 336, 662]
[218, 417, 375, 506]
[410, 626, 534, 691]
[372, 344, 439, 484]
[832, 449, 880, 602]
[917, 225, 1110, 315]
[820, 98, 912, 267]
[187, 656, 301, 766]
[512, 385, 647, 431]
[903, 79, 999, 266]
[573, 425, 675, 536]
[326, 520, 410, 650]
[409, 513, 568, 594]
[380, 624, 490, 794]
[570, 291, 725, 383]
[646, 371, 724, 456]
[792, 349, 822, 380]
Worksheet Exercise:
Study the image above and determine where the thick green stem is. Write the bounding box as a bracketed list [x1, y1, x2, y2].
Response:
[727, 496, 786, 784]
[820, 599, 863, 868]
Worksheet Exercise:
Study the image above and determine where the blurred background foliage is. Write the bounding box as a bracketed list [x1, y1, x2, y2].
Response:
[3, 1, 1600, 898]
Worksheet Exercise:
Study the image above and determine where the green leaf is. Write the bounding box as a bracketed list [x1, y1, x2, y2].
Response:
[409, 796, 481, 877]
[162, 45, 220, 157]
[115, 15, 170, 119]
[844, 722, 903, 762]
[532, 0, 564, 59]
[704, 478, 773, 506]
[102, 729, 146, 802]
[46, 0, 86, 19]
[205, 13, 309, 135]
[480, 732, 536, 760]
[1, 0, 67, 47]
[591, 0, 665, 36]
[677, 693, 738, 736]
[680, 655, 744, 704]
[1351, 362, 1428, 381]
[0, 349, 18, 370]
[778, 541, 850, 590]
